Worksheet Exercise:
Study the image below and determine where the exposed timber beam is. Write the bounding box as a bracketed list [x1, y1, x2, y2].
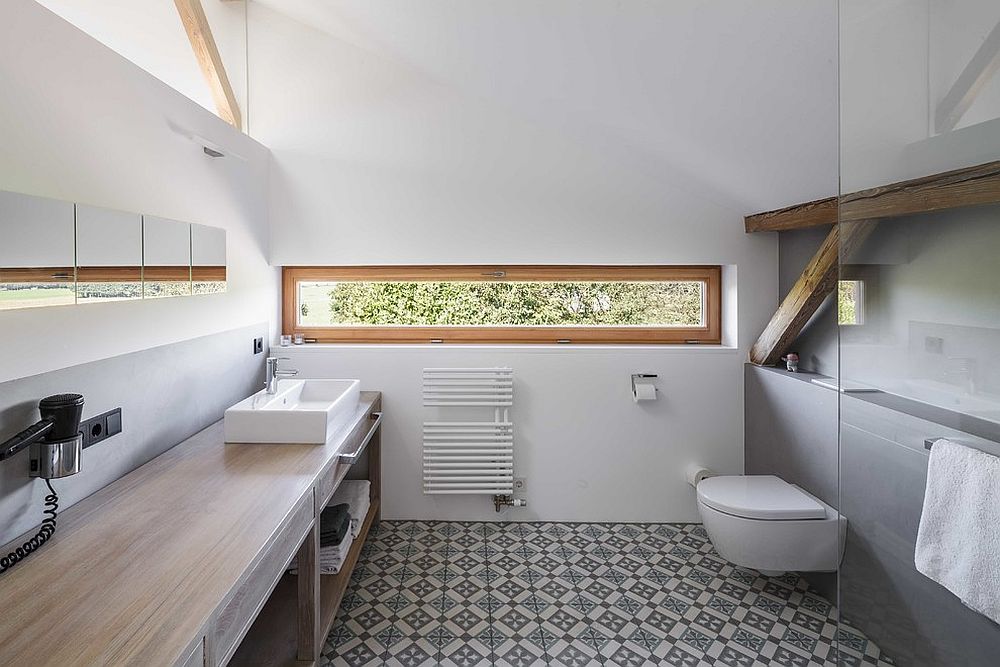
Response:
[174, 0, 242, 131]
[745, 159, 1000, 233]
[744, 197, 838, 232]
[839, 159, 1000, 222]
[935, 20, 1000, 134]
[748, 221, 876, 366]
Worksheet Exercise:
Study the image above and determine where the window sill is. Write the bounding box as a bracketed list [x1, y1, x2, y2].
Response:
[273, 342, 740, 353]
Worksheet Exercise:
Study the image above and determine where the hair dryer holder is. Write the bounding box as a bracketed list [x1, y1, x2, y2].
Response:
[29, 436, 82, 479]
[0, 393, 84, 480]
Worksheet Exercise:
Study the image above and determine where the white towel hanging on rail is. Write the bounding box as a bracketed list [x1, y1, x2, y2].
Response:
[915, 438, 1000, 624]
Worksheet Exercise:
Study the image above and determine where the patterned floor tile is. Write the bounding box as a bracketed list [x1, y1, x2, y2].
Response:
[322, 521, 893, 666]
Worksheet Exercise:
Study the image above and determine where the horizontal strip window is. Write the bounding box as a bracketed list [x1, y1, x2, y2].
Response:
[281, 266, 722, 344]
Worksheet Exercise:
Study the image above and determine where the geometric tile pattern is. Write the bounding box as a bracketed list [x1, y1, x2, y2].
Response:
[321, 521, 894, 667]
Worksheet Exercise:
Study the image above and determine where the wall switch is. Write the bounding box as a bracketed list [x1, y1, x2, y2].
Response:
[253, 337, 264, 355]
[513, 477, 527, 493]
[925, 336, 944, 354]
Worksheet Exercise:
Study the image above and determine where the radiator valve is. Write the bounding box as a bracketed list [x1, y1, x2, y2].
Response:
[493, 494, 527, 512]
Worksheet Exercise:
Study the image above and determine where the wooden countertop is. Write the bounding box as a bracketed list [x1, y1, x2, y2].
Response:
[0, 391, 381, 666]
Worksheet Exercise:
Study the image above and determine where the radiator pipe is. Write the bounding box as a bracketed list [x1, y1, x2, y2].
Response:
[493, 495, 527, 512]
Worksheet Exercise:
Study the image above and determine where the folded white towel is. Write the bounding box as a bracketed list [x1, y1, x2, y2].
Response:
[915, 439, 1000, 624]
[331, 480, 371, 538]
[289, 530, 354, 575]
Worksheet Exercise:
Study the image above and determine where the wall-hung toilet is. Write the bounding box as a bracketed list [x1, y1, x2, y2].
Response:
[696, 475, 846, 576]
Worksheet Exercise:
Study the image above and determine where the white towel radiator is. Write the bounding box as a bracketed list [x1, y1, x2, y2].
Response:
[422, 368, 514, 495]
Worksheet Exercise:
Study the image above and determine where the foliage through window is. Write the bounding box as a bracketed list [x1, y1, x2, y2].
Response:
[283, 266, 721, 344]
[838, 280, 864, 326]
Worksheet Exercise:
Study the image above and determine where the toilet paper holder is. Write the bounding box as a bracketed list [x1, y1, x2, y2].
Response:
[631, 374, 658, 399]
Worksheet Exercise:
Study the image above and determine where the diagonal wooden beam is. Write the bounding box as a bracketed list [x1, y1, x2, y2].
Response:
[935, 20, 1000, 134]
[174, 0, 242, 131]
[749, 221, 876, 366]
[747, 159, 1000, 365]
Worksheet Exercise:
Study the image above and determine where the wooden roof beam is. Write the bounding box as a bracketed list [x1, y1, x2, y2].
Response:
[745, 159, 1000, 233]
[744, 196, 837, 233]
[174, 0, 242, 131]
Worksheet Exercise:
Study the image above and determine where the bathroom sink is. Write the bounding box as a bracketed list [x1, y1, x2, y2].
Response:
[224, 379, 361, 444]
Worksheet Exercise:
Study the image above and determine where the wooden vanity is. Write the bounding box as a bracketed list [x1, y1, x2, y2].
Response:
[0, 391, 382, 667]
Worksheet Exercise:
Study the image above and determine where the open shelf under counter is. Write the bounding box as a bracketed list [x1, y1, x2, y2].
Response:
[230, 497, 382, 666]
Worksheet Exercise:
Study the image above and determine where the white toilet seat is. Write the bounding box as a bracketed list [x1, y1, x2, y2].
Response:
[697, 475, 826, 520]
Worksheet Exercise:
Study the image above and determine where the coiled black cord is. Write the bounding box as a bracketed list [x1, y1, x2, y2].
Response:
[0, 479, 58, 574]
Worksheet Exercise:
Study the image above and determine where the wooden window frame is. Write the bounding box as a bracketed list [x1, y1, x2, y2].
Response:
[281, 265, 722, 344]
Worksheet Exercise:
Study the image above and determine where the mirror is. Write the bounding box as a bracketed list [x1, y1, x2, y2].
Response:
[0, 189, 226, 311]
[142, 216, 192, 299]
[75, 204, 142, 303]
[0, 191, 76, 310]
[191, 223, 227, 295]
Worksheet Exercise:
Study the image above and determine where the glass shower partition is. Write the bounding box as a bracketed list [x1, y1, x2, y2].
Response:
[838, 1, 1000, 664]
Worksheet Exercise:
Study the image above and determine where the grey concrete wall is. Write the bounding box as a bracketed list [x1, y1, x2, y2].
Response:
[840, 396, 1000, 666]
[0, 323, 267, 545]
[756, 206, 1000, 663]
[745, 364, 839, 600]
[745, 365, 839, 506]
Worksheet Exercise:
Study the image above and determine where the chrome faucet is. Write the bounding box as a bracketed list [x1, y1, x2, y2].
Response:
[265, 357, 298, 394]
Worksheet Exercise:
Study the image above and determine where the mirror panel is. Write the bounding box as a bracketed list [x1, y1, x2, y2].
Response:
[142, 216, 192, 299]
[0, 190, 76, 310]
[0, 189, 226, 311]
[75, 204, 142, 303]
[191, 223, 227, 295]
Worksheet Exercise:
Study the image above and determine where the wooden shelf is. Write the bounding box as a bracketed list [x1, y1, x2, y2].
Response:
[319, 498, 380, 637]
[229, 498, 381, 667]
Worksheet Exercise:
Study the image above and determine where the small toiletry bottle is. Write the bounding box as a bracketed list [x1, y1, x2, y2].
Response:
[294, 333, 305, 345]
[280, 335, 291, 347]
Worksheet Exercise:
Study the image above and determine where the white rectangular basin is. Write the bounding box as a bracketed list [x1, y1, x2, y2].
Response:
[224, 379, 361, 444]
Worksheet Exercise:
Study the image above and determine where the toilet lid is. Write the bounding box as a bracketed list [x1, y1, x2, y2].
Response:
[697, 475, 826, 520]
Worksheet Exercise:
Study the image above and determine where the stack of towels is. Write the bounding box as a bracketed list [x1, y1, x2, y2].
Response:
[316, 503, 353, 574]
[331, 479, 371, 539]
[289, 503, 353, 575]
[288, 480, 371, 576]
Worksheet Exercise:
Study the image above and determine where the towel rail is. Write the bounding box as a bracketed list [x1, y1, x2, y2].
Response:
[923, 437, 1000, 458]
[422, 367, 514, 495]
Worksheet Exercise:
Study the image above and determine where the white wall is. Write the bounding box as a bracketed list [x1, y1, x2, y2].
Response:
[0, 0, 276, 383]
[840, 0, 1000, 191]
[247, 4, 793, 521]
[284, 345, 750, 523]
[34, 0, 248, 124]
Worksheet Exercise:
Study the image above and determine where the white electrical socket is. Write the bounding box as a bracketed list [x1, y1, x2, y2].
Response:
[513, 477, 527, 493]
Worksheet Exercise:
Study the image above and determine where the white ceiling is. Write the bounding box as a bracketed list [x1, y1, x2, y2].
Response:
[253, 0, 838, 214]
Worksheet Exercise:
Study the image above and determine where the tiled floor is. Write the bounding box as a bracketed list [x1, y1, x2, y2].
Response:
[322, 521, 893, 667]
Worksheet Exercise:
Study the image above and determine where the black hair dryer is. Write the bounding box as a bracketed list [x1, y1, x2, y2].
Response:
[0, 394, 84, 479]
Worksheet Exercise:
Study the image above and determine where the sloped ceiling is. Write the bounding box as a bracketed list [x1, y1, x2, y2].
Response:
[252, 0, 837, 215]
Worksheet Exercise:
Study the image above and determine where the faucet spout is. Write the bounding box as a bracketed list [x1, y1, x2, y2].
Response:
[265, 357, 298, 394]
